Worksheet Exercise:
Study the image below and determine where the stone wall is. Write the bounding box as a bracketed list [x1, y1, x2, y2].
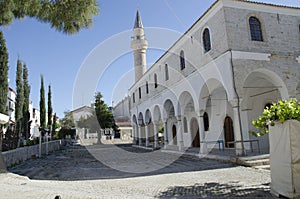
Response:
[2, 140, 63, 168]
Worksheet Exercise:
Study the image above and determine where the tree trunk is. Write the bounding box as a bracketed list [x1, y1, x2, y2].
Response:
[0, 127, 7, 173]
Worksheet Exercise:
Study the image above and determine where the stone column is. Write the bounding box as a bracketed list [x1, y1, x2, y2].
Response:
[154, 122, 159, 149]
[176, 116, 184, 151]
[138, 125, 142, 146]
[163, 120, 168, 149]
[230, 99, 245, 156]
[145, 124, 149, 147]
[198, 114, 207, 154]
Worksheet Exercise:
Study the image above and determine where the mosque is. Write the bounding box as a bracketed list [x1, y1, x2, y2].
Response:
[113, 0, 300, 155]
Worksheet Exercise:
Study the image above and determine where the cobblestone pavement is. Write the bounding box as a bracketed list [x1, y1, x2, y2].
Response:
[0, 143, 275, 198]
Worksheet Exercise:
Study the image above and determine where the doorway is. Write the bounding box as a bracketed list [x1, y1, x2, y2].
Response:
[190, 118, 200, 147]
[224, 116, 234, 148]
[172, 125, 177, 145]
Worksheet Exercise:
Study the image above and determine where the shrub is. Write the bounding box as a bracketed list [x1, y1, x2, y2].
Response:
[250, 98, 300, 137]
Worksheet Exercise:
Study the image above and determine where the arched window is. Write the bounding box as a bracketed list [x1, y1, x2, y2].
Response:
[203, 28, 211, 52]
[146, 81, 149, 94]
[249, 16, 263, 41]
[154, 73, 158, 88]
[183, 117, 188, 133]
[132, 93, 135, 103]
[180, 50, 185, 70]
[165, 64, 169, 80]
[139, 87, 141, 99]
[203, 112, 209, 131]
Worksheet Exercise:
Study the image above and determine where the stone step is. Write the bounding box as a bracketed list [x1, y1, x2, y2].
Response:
[242, 158, 270, 167]
[254, 164, 270, 170]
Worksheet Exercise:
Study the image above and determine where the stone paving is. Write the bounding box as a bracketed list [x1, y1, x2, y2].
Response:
[0, 143, 275, 198]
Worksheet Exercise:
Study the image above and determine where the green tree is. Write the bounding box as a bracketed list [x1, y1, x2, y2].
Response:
[15, 58, 23, 137]
[0, 0, 99, 34]
[60, 111, 75, 129]
[0, 31, 9, 152]
[58, 111, 75, 139]
[39, 75, 46, 129]
[0, 31, 9, 115]
[22, 63, 30, 139]
[52, 113, 57, 137]
[94, 92, 116, 130]
[47, 84, 52, 130]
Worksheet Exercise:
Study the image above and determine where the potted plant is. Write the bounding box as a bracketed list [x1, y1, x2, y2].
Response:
[251, 98, 300, 198]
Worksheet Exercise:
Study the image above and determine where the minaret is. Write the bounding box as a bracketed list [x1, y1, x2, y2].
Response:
[131, 10, 148, 82]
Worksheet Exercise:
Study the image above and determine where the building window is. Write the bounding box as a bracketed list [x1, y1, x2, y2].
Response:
[132, 93, 135, 103]
[203, 28, 211, 52]
[249, 16, 263, 41]
[154, 73, 158, 88]
[203, 112, 209, 131]
[183, 117, 188, 133]
[165, 64, 169, 80]
[146, 82, 149, 94]
[180, 50, 185, 70]
[139, 87, 141, 99]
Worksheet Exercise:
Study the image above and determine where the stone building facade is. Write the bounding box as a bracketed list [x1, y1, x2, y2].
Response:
[129, 0, 300, 155]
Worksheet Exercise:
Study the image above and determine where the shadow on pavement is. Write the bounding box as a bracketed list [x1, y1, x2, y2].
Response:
[154, 182, 275, 199]
[8, 143, 236, 181]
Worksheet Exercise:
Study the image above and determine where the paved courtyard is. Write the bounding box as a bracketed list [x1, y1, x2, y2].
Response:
[0, 143, 275, 198]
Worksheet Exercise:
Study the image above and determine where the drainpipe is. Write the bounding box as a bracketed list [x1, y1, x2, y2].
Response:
[230, 50, 245, 156]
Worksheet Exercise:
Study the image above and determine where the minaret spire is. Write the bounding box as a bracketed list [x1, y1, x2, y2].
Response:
[131, 10, 148, 83]
[134, 10, 143, 29]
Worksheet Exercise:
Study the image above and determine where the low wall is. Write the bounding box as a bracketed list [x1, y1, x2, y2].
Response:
[2, 140, 64, 168]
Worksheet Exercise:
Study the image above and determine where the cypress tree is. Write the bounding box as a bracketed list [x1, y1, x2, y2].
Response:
[15, 58, 23, 137]
[0, 31, 9, 151]
[22, 64, 30, 139]
[47, 84, 52, 130]
[39, 75, 46, 129]
[52, 113, 57, 137]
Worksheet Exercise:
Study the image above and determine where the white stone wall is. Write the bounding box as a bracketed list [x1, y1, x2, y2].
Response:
[2, 140, 63, 168]
[113, 96, 130, 118]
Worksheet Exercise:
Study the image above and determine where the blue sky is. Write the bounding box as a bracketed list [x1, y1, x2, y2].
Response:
[1, 0, 299, 118]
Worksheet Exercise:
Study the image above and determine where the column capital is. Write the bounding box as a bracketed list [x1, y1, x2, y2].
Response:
[176, 115, 182, 121]
[153, 121, 159, 126]
[229, 98, 239, 107]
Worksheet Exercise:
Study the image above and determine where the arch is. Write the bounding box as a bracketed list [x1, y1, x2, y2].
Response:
[138, 112, 144, 126]
[132, 114, 137, 125]
[249, 16, 263, 41]
[163, 99, 176, 119]
[224, 116, 234, 148]
[243, 68, 289, 105]
[154, 73, 158, 88]
[190, 117, 200, 147]
[145, 109, 152, 125]
[199, 78, 229, 112]
[180, 50, 185, 70]
[153, 105, 162, 123]
[178, 91, 196, 115]
[202, 28, 211, 52]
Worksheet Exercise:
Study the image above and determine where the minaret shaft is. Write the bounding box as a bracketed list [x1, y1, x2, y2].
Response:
[131, 10, 148, 82]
